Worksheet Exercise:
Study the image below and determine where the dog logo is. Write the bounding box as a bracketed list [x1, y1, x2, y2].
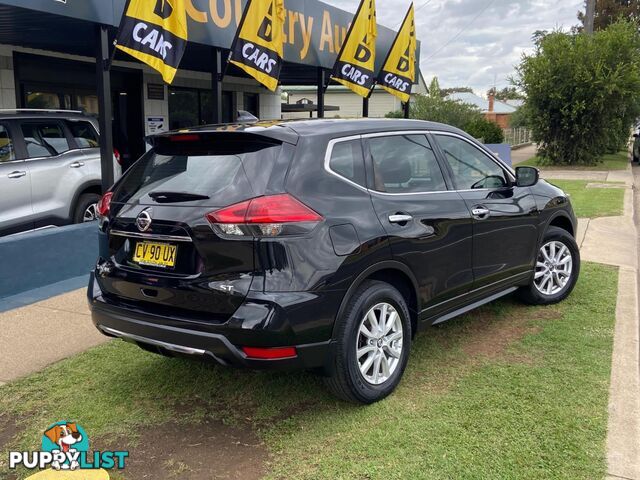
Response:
[8, 420, 128, 474]
[42, 422, 87, 471]
[136, 209, 153, 232]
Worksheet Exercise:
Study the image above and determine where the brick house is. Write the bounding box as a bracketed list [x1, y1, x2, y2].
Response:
[446, 91, 517, 128]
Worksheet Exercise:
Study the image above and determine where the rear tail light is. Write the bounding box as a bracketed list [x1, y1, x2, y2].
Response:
[97, 191, 113, 218]
[241, 346, 297, 359]
[206, 194, 323, 237]
[113, 148, 122, 166]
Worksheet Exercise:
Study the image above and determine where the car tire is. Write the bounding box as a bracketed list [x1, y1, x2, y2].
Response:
[324, 280, 412, 404]
[518, 226, 580, 305]
[73, 193, 101, 224]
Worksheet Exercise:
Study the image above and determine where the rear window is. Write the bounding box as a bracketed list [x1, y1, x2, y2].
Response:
[113, 137, 284, 206]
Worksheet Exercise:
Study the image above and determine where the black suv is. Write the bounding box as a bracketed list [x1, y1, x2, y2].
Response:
[88, 119, 580, 403]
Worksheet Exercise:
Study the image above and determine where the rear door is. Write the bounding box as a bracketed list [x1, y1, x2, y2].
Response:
[99, 133, 290, 321]
[0, 121, 33, 234]
[20, 120, 85, 223]
[364, 131, 474, 316]
[432, 132, 538, 289]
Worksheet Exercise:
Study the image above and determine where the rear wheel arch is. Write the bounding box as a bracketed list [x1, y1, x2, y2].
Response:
[333, 261, 420, 340]
[70, 182, 102, 221]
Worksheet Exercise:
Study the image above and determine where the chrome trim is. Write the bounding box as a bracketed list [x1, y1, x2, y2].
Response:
[109, 229, 193, 242]
[99, 326, 206, 356]
[323, 129, 516, 196]
[323, 134, 368, 193]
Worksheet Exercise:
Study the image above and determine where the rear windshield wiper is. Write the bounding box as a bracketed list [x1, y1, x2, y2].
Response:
[148, 191, 211, 203]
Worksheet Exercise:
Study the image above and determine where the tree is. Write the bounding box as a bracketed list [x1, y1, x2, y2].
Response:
[465, 117, 505, 143]
[515, 20, 640, 165]
[577, 0, 640, 31]
[427, 77, 441, 97]
[494, 86, 524, 101]
[386, 93, 483, 130]
[440, 86, 474, 97]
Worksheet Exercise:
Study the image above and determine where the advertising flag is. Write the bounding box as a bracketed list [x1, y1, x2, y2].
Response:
[377, 4, 416, 102]
[115, 0, 188, 84]
[331, 0, 377, 98]
[229, 0, 285, 92]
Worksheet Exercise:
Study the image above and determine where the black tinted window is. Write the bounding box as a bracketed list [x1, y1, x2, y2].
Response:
[329, 139, 365, 186]
[67, 121, 99, 148]
[0, 124, 15, 163]
[435, 134, 508, 190]
[114, 139, 283, 206]
[369, 134, 447, 193]
[21, 122, 70, 158]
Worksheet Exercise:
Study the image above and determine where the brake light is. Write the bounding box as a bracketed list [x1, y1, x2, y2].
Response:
[113, 148, 122, 166]
[242, 346, 297, 360]
[169, 134, 200, 142]
[97, 191, 113, 218]
[206, 194, 322, 237]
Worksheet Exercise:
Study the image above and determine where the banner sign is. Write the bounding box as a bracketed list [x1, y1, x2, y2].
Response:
[330, 0, 376, 98]
[377, 3, 416, 102]
[115, 0, 189, 84]
[229, 0, 285, 91]
[5, 0, 420, 79]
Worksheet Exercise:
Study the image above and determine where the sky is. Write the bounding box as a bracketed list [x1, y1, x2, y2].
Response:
[323, 0, 583, 95]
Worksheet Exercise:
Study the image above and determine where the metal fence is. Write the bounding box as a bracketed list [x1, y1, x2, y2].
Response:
[503, 128, 533, 146]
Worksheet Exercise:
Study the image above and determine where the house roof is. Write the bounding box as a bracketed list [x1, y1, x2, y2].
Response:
[446, 92, 517, 114]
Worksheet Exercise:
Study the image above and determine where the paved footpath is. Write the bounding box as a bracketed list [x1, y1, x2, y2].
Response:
[539, 165, 639, 480]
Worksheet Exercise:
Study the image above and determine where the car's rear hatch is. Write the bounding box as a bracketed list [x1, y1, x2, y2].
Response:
[96, 131, 294, 322]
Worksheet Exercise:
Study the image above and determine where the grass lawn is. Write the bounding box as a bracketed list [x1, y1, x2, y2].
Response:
[0, 263, 618, 479]
[546, 179, 626, 218]
[521, 150, 629, 170]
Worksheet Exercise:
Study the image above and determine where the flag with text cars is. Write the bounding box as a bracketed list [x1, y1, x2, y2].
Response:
[330, 0, 377, 98]
[377, 3, 416, 102]
[229, 0, 286, 92]
[115, 0, 188, 84]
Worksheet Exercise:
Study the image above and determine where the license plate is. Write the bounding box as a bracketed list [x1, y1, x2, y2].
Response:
[133, 241, 177, 268]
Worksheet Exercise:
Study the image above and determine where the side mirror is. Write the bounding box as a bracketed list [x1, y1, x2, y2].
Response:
[515, 166, 539, 187]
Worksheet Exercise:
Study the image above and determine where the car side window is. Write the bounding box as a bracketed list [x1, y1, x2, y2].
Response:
[329, 139, 366, 187]
[368, 134, 447, 193]
[434, 134, 509, 190]
[21, 122, 70, 158]
[0, 123, 15, 163]
[67, 121, 99, 148]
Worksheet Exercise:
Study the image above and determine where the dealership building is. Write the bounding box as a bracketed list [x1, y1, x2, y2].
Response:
[0, 0, 421, 172]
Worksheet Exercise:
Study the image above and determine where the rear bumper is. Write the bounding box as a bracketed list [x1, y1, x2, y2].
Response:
[88, 272, 336, 371]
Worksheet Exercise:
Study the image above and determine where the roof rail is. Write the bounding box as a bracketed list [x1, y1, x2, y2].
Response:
[0, 108, 84, 114]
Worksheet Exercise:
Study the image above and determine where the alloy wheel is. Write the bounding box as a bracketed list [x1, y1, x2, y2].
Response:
[83, 203, 98, 222]
[534, 240, 573, 295]
[355, 302, 403, 385]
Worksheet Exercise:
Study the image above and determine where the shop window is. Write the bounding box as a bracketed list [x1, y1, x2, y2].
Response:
[26, 92, 61, 110]
[21, 122, 70, 158]
[243, 93, 259, 117]
[0, 124, 15, 163]
[169, 87, 235, 128]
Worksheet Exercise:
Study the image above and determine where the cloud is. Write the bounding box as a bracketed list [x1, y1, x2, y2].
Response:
[323, 0, 582, 93]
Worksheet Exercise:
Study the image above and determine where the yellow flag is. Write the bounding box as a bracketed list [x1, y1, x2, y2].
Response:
[331, 0, 377, 98]
[115, 0, 188, 84]
[229, 0, 285, 92]
[377, 4, 416, 102]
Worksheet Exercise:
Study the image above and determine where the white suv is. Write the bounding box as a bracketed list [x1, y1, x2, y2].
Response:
[0, 109, 121, 236]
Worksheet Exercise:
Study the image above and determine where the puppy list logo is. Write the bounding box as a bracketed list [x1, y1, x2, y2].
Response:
[8, 420, 128, 474]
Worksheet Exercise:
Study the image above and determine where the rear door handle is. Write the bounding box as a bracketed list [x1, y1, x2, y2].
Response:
[388, 214, 413, 224]
[69, 161, 85, 168]
[7, 170, 26, 179]
[471, 206, 490, 219]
